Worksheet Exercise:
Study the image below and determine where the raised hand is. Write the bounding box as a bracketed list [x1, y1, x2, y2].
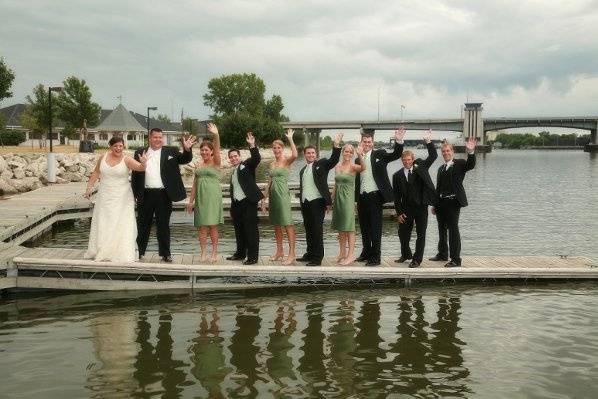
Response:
[356, 143, 364, 157]
[333, 133, 343, 148]
[394, 126, 406, 142]
[285, 128, 294, 141]
[423, 129, 432, 144]
[182, 134, 197, 151]
[207, 122, 219, 136]
[246, 131, 256, 147]
[465, 137, 477, 153]
[139, 150, 149, 165]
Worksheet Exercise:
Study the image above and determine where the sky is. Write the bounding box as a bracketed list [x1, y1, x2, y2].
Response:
[2, 0, 598, 135]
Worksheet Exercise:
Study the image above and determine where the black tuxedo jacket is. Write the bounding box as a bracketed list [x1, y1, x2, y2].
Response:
[131, 146, 192, 202]
[392, 142, 438, 214]
[299, 146, 341, 206]
[230, 147, 263, 203]
[355, 141, 403, 203]
[436, 153, 476, 207]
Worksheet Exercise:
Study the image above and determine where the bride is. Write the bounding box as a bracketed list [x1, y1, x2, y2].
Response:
[84, 136, 148, 262]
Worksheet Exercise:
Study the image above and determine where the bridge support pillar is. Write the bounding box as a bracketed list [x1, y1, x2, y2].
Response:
[584, 123, 598, 152]
[461, 103, 491, 153]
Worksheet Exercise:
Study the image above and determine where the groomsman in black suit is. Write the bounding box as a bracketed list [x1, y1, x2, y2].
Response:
[226, 132, 263, 265]
[392, 130, 438, 268]
[297, 133, 342, 266]
[430, 138, 476, 267]
[132, 128, 196, 262]
[355, 128, 405, 266]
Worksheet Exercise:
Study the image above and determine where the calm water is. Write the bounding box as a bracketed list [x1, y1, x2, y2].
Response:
[2, 150, 598, 398]
[2, 286, 598, 398]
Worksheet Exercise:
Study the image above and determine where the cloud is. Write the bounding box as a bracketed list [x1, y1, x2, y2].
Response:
[1, 0, 598, 121]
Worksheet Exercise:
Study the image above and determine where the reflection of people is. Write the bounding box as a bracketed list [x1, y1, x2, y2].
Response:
[266, 305, 297, 382]
[392, 130, 438, 268]
[187, 123, 223, 263]
[353, 300, 385, 396]
[356, 128, 405, 266]
[84, 136, 147, 262]
[329, 300, 357, 397]
[132, 128, 196, 262]
[297, 134, 342, 266]
[229, 306, 261, 397]
[226, 132, 262, 265]
[262, 129, 298, 265]
[430, 138, 476, 267]
[331, 144, 365, 265]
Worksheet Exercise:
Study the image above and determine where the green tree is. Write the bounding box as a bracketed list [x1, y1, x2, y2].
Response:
[182, 117, 200, 134]
[26, 84, 59, 133]
[20, 104, 44, 147]
[56, 76, 101, 140]
[156, 114, 171, 123]
[0, 57, 15, 103]
[203, 73, 288, 146]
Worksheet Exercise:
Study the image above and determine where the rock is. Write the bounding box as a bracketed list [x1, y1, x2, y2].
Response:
[1, 169, 13, 179]
[7, 158, 26, 170]
[0, 178, 18, 195]
[13, 168, 25, 179]
[61, 172, 83, 182]
[0, 156, 7, 173]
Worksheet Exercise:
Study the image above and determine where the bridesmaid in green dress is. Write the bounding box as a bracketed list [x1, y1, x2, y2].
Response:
[261, 129, 298, 265]
[187, 123, 222, 262]
[332, 143, 365, 265]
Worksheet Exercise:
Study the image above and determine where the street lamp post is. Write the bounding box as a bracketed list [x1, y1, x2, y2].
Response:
[146, 106, 158, 146]
[47, 86, 63, 183]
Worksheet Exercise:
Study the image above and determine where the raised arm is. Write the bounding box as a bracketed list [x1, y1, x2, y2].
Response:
[352, 143, 366, 173]
[125, 151, 148, 172]
[84, 155, 103, 199]
[464, 137, 476, 171]
[323, 133, 343, 170]
[379, 127, 405, 162]
[244, 132, 261, 169]
[420, 130, 438, 168]
[178, 134, 197, 164]
[207, 123, 221, 167]
[285, 129, 298, 165]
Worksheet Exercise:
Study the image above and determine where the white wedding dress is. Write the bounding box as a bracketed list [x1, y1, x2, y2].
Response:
[84, 155, 138, 262]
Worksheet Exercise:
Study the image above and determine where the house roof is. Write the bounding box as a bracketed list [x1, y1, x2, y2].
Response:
[96, 104, 145, 132]
[1, 103, 183, 132]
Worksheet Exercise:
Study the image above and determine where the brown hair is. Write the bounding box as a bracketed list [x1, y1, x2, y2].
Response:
[401, 150, 414, 159]
[200, 141, 214, 151]
[108, 136, 124, 146]
[360, 133, 374, 140]
[441, 142, 454, 151]
[303, 145, 317, 153]
[149, 128, 163, 136]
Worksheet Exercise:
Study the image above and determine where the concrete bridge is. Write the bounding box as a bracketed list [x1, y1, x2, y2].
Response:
[282, 103, 598, 153]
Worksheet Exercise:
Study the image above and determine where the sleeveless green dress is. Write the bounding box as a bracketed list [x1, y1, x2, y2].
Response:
[332, 173, 356, 232]
[194, 167, 223, 227]
[269, 168, 293, 226]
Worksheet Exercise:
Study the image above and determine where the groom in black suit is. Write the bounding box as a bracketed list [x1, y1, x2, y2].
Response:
[355, 128, 405, 266]
[430, 138, 476, 267]
[227, 132, 263, 265]
[132, 128, 196, 262]
[297, 133, 342, 266]
[392, 130, 438, 268]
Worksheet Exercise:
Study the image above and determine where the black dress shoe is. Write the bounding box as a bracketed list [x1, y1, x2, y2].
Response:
[243, 259, 258, 265]
[429, 254, 448, 261]
[394, 256, 412, 263]
[444, 260, 461, 267]
[366, 260, 380, 267]
[356, 255, 368, 262]
[297, 256, 310, 262]
[226, 255, 244, 261]
[162, 256, 173, 263]
[306, 261, 321, 266]
[409, 260, 420, 268]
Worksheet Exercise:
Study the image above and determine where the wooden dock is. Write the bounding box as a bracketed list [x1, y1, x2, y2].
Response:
[0, 246, 595, 292]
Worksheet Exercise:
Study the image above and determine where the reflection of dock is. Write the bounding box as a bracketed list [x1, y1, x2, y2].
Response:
[1, 246, 596, 292]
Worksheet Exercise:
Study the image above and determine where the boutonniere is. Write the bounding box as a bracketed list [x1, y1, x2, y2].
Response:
[414, 164, 419, 169]
[315, 165, 320, 170]
[168, 155, 174, 160]
[375, 158, 380, 163]
[239, 164, 245, 170]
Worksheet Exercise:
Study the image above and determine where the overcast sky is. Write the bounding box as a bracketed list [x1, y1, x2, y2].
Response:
[2, 0, 598, 127]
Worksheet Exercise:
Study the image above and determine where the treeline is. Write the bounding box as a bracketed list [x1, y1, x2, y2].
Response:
[493, 132, 590, 149]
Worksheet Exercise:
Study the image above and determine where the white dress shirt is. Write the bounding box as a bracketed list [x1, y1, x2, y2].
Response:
[145, 147, 164, 188]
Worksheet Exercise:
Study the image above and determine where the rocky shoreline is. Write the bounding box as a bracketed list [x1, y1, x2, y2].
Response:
[0, 148, 281, 195]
